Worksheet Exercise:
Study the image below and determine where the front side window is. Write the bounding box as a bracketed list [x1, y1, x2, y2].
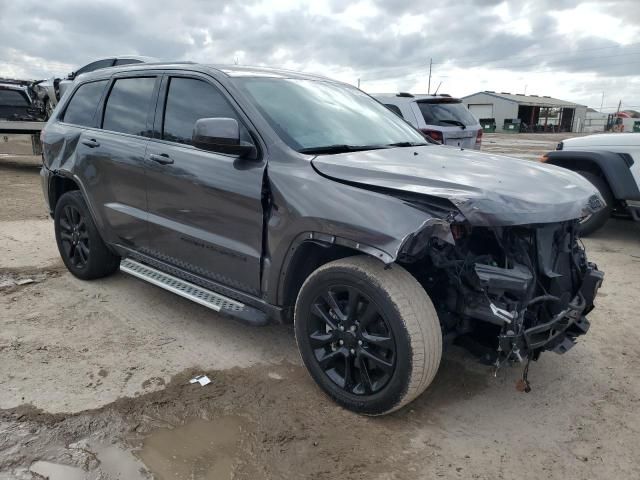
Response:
[234, 77, 427, 152]
[0, 89, 29, 106]
[417, 101, 478, 127]
[103, 77, 156, 136]
[162, 77, 246, 145]
[62, 80, 108, 127]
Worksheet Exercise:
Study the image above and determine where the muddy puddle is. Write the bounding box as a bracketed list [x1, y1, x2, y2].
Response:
[0, 363, 459, 479]
[139, 416, 249, 479]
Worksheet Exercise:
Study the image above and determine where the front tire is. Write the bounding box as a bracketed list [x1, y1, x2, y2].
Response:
[54, 190, 120, 280]
[294, 256, 442, 415]
[577, 171, 613, 236]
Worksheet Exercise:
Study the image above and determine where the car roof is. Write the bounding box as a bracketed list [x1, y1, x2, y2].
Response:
[76, 62, 345, 84]
[372, 93, 461, 103]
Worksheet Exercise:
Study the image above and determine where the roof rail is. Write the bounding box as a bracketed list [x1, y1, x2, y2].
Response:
[396, 92, 414, 97]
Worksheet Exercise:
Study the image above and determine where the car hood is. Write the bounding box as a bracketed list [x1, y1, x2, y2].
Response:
[311, 145, 603, 226]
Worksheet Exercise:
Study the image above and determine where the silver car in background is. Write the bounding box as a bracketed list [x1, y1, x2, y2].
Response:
[33, 55, 155, 118]
[373, 93, 483, 149]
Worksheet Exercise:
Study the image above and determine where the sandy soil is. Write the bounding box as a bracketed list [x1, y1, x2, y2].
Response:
[1, 138, 639, 479]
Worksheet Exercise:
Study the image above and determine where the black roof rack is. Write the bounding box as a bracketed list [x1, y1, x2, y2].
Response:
[396, 92, 414, 97]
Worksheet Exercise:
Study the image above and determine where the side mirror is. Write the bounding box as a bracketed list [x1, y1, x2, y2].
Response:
[192, 118, 257, 159]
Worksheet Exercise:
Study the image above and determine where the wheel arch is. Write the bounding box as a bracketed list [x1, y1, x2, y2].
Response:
[544, 150, 640, 201]
[49, 173, 81, 213]
[275, 233, 393, 317]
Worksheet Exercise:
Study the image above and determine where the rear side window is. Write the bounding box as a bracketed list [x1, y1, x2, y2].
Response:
[417, 101, 477, 127]
[62, 80, 108, 127]
[103, 77, 156, 136]
[384, 104, 403, 118]
[0, 89, 29, 106]
[162, 77, 246, 145]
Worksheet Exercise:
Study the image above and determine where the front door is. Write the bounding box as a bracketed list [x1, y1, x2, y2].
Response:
[145, 74, 265, 296]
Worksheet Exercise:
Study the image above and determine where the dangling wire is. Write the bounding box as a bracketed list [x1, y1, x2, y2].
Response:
[520, 356, 532, 393]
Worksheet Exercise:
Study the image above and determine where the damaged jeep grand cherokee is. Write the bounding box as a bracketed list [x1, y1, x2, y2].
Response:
[41, 64, 604, 415]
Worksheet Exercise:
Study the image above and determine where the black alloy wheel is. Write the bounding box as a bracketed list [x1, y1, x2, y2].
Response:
[309, 286, 396, 395]
[295, 256, 442, 415]
[58, 204, 90, 269]
[54, 190, 120, 280]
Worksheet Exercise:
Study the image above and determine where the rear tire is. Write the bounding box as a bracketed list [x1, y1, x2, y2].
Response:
[294, 256, 442, 415]
[576, 171, 613, 236]
[54, 191, 120, 280]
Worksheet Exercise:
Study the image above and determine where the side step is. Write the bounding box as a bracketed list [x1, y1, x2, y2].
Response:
[119, 258, 269, 326]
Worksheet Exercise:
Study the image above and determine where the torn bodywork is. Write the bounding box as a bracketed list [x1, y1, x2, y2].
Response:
[400, 220, 603, 362]
[310, 145, 604, 364]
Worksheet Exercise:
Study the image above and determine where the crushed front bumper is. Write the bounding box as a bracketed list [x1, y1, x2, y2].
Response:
[499, 265, 604, 356]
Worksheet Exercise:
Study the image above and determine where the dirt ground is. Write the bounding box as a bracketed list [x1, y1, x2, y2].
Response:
[1, 133, 639, 479]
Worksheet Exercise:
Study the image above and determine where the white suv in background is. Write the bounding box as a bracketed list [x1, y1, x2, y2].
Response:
[372, 93, 483, 149]
[542, 133, 640, 235]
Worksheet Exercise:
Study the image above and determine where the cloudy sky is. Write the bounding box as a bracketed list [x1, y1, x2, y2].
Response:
[1, 0, 638, 111]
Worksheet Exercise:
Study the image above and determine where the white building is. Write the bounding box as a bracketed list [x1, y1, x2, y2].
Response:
[461, 91, 588, 133]
[584, 108, 608, 133]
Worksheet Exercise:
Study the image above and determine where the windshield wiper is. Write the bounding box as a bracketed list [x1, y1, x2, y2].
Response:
[385, 141, 429, 147]
[298, 144, 389, 155]
[439, 119, 467, 129]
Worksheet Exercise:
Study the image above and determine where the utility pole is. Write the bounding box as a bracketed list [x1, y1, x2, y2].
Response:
[357, 78, 361, 89]
[616, 99, 622, 116]
[600, 92, 605, 111]
[427, 58, 432, 94]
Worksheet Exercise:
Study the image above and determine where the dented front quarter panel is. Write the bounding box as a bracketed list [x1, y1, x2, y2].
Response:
[263, 144, 455, 304]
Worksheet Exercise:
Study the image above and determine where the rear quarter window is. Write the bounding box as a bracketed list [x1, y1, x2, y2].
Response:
[384, 104, 403, 118]
[61, 80, 108, 127]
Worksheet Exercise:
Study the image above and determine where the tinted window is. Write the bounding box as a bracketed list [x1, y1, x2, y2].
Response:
[114, 58, 143, 66]
[163, 77, 244, 145]
[384, 104, 403, 117]
[103, 77, 156, 136]
[62, 80, 108, 127]
[417, 101, 478, 127]
[0, 89, 29, 106]
[75, 59, 114, 76]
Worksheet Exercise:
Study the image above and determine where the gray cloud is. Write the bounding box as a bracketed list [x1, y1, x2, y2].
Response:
[0, 0, 638, 108]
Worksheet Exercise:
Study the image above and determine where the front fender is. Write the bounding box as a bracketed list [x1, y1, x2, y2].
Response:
[545, 150, 640, 201]
[262, 158, 457, 305]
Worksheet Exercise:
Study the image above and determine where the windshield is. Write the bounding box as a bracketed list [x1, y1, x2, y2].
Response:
[234, 77, 428, 152]
[417, 101, 477, 127]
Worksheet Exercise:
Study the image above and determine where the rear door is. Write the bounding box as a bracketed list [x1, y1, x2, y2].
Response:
[75, 73, 160, 250]
[145, 73, 265, 295]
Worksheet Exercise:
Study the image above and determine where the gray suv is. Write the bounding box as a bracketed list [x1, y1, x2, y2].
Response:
[41, 63, 603, 415]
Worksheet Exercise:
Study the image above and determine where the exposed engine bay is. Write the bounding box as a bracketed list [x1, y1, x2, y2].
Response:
[401, 220, 604, 371]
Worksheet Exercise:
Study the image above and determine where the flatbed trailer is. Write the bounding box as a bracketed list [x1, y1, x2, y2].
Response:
[0, 120, 45, 155]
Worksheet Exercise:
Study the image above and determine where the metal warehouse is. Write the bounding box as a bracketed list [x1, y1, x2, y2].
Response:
[461, 91, 588, 133]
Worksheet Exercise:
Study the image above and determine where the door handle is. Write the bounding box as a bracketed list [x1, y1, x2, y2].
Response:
[81, 138, 100, 148]
[149, 153, 174, 165]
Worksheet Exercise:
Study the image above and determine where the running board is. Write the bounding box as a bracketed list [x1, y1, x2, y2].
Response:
[119, 258, 269, 326]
